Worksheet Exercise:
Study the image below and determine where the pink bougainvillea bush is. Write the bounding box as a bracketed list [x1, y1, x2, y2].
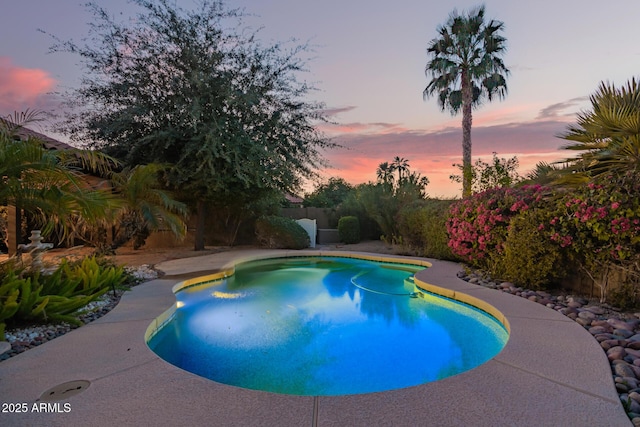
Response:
[541, 172, 640, 301]
[446, 185, 549, 270]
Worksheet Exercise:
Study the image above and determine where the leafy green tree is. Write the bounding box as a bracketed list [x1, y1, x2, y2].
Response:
[52, 0, 331, 250]
[304, 177, 354, 208]
[450, 152, 520, 193]
[424, 5, 509, 197]
[559, 78, 640, 182]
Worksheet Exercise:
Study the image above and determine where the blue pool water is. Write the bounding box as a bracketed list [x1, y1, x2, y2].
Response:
[148, 257, 508, 396]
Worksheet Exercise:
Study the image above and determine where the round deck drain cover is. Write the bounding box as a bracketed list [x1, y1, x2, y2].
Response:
[39, 380, 91, 402]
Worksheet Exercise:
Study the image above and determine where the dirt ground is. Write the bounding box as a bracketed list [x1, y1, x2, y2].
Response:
[110, 240, 403, 267]
[1, 240, 404, 269]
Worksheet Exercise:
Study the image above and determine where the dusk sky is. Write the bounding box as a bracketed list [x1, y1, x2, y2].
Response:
[2, 0, 640, 197]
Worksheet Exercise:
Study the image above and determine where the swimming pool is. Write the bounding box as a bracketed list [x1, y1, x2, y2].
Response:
[147, 255, 509, 396]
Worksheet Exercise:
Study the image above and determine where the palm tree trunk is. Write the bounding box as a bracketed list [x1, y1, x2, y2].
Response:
[461, 71, 473, 197]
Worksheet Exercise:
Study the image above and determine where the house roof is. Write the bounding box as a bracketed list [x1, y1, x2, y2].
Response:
[5, 121, 76, 151]
[285, 193, 304, 204]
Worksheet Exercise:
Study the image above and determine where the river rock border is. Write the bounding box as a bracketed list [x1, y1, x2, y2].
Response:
[458, 269, 640, 425]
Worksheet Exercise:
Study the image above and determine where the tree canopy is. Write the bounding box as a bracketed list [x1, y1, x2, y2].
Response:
[52, 0, 332, 248]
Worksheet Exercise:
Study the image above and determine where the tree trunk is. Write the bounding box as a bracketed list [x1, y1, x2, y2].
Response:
[6, 204, 21, 256]
[194, 199, 207, 251]
[461, 70, 473, 198]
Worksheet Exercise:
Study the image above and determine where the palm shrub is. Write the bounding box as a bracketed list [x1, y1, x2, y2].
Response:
[338, 216, 360, 244]
[255, 216, 310, 249]
[558, 78, 640, 182]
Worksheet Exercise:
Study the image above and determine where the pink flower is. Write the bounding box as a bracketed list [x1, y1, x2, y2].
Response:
[611, 202, 620, 210]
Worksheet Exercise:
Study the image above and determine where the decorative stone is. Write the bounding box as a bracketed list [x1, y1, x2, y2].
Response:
[583, 305, 606, 315]
[578, 311, 597, 320]
[614, 361, 636, 378]
[625, 347, 640, 359]
[560, 307, 579, 316]
[615, 329, 635, 339]
[609, 318, 636, 331]
[618, 383, 630, 393]
[622, 377, 640, 390]
[576, 317, 592, 327]
[609, 346, 628, 362]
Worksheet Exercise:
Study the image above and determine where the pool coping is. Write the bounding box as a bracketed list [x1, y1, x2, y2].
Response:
[0, 249, 631, 426]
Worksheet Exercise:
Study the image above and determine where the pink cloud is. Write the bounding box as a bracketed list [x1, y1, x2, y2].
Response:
[316, 118, 578, 198]
[0, 57, 58, 114]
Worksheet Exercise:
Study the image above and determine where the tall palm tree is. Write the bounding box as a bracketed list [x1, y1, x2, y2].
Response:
[559, 78, 640, 181]
[376, 162, 395, 185]
[391, 156, 410, 182]
[424, 5, 509, 197]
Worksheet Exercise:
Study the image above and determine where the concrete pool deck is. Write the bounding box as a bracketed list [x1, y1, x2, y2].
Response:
[0, 249, 631, 426]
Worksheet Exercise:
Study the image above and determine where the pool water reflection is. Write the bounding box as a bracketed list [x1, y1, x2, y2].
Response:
[148, 257, 508, 396]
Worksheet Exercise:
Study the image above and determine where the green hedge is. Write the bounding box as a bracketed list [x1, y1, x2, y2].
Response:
[255, 216, 310, 249]
[338, 216, 361, 244]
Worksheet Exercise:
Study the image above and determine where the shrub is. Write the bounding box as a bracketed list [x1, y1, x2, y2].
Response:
[446, 185, 548, 270]
[337, 190, 381, 240]
[608, 281, 640, 311]
[497, 208, 568, 289]
[255, 216, 310, 249]
[542, 171, 640, 301]
[338, 216, 361, 244]
[0, 256, 126, 340]
[397, 199, 457, 260]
